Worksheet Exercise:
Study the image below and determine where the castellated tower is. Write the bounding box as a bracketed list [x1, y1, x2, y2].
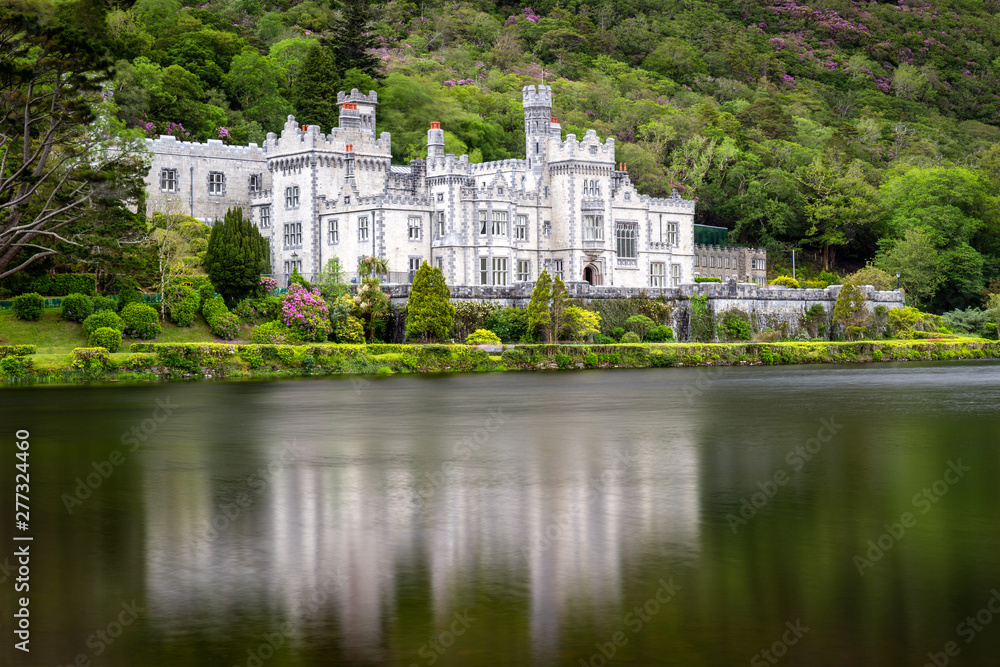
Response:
[522, 84, 553, 167]
[337, 89, 378, 136]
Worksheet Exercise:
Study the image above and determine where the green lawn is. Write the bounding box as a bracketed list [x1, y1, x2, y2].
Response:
[0, 307, 221, 354]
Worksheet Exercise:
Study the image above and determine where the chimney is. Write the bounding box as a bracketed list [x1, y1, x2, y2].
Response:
[427, 121, 444, 158]
[345, 143, 355, 184]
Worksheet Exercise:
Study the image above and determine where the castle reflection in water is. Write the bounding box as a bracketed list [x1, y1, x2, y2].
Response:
[139, 374, 701, 663]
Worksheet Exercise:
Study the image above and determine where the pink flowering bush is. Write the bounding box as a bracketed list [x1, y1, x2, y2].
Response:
[259, 276, 277, 295]
[281, 284, 332, 342]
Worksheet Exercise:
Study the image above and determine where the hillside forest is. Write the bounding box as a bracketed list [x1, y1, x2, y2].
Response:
[5, 0, 1000, 316]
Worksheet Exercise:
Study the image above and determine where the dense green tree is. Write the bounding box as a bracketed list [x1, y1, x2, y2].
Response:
[328, 0, 382, 79]
[527, 269, 552, 341]
[292, 43, 341, 131]
[224, 50, 293, 132]
[0, 0, 149, 280]
[406, 261, 454, 342]
[203, 207, 270, 305]
[549, 274, 569, 342]
[876, 228, 942, 310]
[833, 283, 870, 341]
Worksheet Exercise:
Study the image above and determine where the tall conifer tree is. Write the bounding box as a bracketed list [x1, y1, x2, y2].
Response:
[203, 208, 270, 305]
[405, 261, 454, 342]
[293, 44, 341, 131]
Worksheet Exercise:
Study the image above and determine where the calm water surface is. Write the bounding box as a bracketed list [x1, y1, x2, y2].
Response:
[2, 361, 1000, 666]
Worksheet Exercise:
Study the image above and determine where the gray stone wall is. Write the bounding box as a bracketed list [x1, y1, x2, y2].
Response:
[381, 280, 905, 341]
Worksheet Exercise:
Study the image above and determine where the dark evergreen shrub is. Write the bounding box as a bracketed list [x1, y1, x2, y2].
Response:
[121, 303, 162, 339]
[12, 293, 44, 321]
[89, 327, 123, 353]
[92, 295, 117, 312]
[83, 309, 124, 336]
[646, 325, 674, 342]
[61, 293, 94, 322]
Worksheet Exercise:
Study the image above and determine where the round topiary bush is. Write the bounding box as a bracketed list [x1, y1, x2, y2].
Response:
[209, 311, 241, 340]
[88, 326, 123, 353]
[646, 325, 674, 342]
[770, 275, 800, 289]
[120, 302, 162, 339]
[61, 293, 94, 322]
[12, 292, 44, 321]
[466, 329, 502, 345]
[83, 309, 124, 336]
[620, 331, 641, 343]
[116, 286, 144, 312]
[624, 314, 655, 340]
[92, 295, 117, 312]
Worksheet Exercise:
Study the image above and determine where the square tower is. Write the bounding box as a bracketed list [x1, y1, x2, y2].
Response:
[337, 89, 378, 137]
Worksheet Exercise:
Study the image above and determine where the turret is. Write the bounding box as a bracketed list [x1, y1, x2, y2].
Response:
[337, 89, 378, 137]
[523, 84, 553, 166]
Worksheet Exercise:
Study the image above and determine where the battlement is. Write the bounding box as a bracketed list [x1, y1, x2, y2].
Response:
[264, 116, 391, 155]
[548, 130, 615, 163]
[644, 188, 696, 211]
[146, 136, 265, 161]
[337, 89, 378, 106]
[522, 84, 552, 108]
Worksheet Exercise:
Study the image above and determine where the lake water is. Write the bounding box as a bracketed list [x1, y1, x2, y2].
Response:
[3, 361, 1000, 666]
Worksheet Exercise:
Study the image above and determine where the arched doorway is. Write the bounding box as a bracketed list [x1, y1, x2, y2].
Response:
[583, 265, 601, 286]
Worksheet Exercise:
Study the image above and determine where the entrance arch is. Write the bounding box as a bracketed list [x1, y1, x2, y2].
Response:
[583, 265, 602, 286]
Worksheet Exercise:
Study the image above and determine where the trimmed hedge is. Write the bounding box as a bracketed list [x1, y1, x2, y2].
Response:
[29, 273, 96, 296]
[0, 345, 36, 357]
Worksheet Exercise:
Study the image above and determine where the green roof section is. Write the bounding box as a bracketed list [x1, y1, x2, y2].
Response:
[694, 224, 731, 246]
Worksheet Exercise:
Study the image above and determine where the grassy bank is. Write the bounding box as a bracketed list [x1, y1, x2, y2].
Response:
[1, 339, 998, 386]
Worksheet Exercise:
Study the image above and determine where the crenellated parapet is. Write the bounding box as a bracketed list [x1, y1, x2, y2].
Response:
[264, 116, 391, 157]
[146, 136, 265, 161]
[644, 188, 696, 211]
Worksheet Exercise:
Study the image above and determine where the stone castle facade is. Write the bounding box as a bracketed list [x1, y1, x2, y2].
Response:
[144, 85, 766, 288]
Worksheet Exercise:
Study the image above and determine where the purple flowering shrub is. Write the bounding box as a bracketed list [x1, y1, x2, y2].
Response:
[281, 284, 332, 342]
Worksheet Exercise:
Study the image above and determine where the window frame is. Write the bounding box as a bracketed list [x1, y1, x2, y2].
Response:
[584, 214, 604, 241]
[160, 168, 178, 193]
[615, 221, 637, 259]
[208, 171, 225, 196]
[358, 215, 370, 241]
[517, 259, 530, 282]
[328, 218, 339, 244]
[649, 262, 666, 287]
[285, 185, 300, 209]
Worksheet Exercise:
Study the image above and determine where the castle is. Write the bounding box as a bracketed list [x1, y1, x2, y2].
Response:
[144, 85, 766, 288]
